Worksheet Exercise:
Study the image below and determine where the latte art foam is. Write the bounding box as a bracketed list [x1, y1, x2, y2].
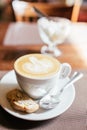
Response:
[23, 56, 53, 74]
[14, 54, 60, 79]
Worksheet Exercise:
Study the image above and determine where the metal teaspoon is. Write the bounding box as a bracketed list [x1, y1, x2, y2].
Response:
[39, 72, 83, 109]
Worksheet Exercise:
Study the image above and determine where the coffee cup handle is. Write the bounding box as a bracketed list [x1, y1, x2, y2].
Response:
[59, 63, 72, 79]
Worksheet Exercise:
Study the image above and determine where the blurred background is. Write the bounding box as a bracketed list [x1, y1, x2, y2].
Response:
[0, 0, 87, 22]
[0, 0, 87, 70]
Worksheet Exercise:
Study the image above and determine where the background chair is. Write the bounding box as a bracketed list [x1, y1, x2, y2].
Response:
[71, 0, 82, 22]
[12, 0, 78, 22]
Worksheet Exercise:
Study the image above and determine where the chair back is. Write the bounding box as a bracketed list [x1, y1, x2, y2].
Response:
[12, 0, 81, 22]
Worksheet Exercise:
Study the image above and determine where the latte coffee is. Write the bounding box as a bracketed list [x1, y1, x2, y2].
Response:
[14, 54, 71, 99]
[14, 54, 60, 79]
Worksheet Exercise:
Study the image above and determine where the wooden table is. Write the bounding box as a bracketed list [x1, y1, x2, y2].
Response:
[0, 22, 87, 70]
[0, 22, 87, 130]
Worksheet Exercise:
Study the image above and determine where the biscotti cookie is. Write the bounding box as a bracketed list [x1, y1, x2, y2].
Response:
[6, 89, 39, 113]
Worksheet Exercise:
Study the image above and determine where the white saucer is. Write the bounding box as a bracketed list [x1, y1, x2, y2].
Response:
[0, 70, 75, 121]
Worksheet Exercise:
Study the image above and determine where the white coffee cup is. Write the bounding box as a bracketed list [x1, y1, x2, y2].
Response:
[14, 54, 71, 99]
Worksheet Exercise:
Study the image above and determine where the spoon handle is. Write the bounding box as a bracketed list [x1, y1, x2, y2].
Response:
[33, 6, 46, 17]
[49, 72, 83, 97]
[32, 6, 50, 20]
[60, 72, 83, 93]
